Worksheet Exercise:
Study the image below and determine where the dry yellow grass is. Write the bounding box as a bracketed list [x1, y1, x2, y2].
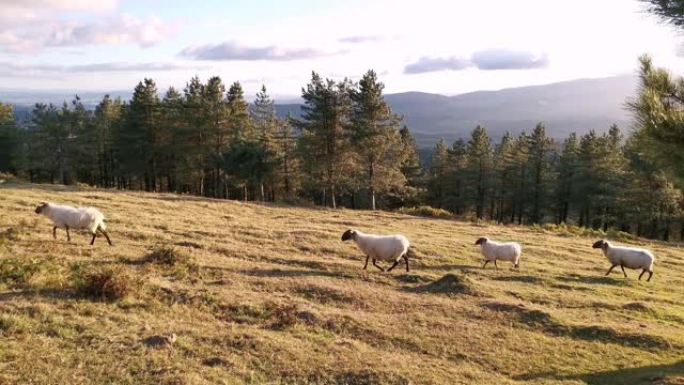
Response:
[0, 182, 683, 385]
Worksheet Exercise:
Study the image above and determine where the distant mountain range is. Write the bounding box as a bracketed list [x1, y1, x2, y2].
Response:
[2, 75, 638, 147]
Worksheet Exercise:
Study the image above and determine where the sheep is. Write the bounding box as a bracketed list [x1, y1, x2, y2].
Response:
[35, 202, 113, 246]
[341, 229, 415, 272]
[592, 240, 654, 281]
[475, 237, 521, 269]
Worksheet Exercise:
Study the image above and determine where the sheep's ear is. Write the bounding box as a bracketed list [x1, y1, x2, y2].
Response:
[341, 230, 354, 241]
[35, 202, 47, 214]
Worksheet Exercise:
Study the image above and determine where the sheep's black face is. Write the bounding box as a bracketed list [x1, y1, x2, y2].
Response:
[592, 240, 605, 249]
[35, 203, 47, 214]
[341, 230, 355, 241]
[475, 237, 487, 245]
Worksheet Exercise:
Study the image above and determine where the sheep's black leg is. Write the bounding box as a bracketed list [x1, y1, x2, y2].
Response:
[638, 269, 646, 280]
[99, 228, 113, 246]
[363, 255, 370, 270]
[494, 260, 498, 270]
[620, 265, 627, 278]
[372, 259, 385, 272]
[65, 225, 71, 242]
[52, 226, 57, 240]
[647, 271, 653, 282]
[605, 264, 617, 276]
[404, 254, 410, 272]
[482, 260, 489, 269]
[387, 260, 400, 272]
[90, 232, 97, 245]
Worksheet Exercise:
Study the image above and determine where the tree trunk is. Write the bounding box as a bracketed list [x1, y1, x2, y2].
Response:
[331, 184, 337, 209]
[369, 161, 376, 210]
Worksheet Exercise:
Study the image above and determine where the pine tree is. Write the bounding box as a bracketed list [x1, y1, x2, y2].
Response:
[426, 138, 450, 209]
[395, 125, 422, 207]
[527, 123, 554, 223]
[628, 55, 684, 183]
[296, 72, 355, 208]
[492, 132, 516, 223]
[160, 88, 183, 192]
[350, 70, 405, 210]
[0, 103, 22, 174]
[203, 76, 229, 198]
[510, 132, 530, 224]
[466, 126, 493, 219]
[252, 85, 279, 200]
[226, 82, 252, 143]
[183, 76, 209, 195]
[91, 95, 123, 187]
[119, 79, 160, 191]
[275, 116, 301, 200]
[556, 133, 580, 224]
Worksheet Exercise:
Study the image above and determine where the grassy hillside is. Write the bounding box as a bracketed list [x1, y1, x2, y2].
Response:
[0, 183, 683, 385]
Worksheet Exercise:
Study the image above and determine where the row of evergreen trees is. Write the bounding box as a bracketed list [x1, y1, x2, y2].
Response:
[425, 123, 682, 240]
[0, 71, 420, 208]
[0, 67, 682, 240]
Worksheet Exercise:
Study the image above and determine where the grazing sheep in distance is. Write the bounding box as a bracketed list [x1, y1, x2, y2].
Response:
[35, 202, 113, 246]
[475, 237, 521, 269]
[341, 229, 415, 272]
[592, 240, 654, 281]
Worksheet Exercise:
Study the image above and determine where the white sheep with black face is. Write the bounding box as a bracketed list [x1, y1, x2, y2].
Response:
[592, 240, 654, 281]
[341, 229, 414, 272]
[475, 237, 522, 269]
[35, 202, 113, 246]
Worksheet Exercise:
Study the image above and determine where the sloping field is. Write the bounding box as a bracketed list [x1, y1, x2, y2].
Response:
[0, 183, 683, 385]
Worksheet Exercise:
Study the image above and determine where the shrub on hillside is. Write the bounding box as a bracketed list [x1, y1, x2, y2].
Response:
[397, 206, 454, 219]
[0, 172, 21, 184]
[142, 245, 199, 280]
[0, 258, 43, 285]
[535, 223, 636, 242]
[73, 265, 138, 301]
[143, 245, 192, 266]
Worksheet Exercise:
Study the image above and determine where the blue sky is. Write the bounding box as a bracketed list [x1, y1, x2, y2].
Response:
[1, 0, 683, 99]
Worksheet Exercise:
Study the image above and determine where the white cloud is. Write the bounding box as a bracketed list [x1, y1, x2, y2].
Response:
[0, 1, 173, 53]
[404, 50, 548, 74]
[180, 41, 341, 61]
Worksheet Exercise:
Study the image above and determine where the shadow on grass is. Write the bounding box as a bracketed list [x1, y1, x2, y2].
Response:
[240, 268, 351, 279]
[425, 263, 479, 272]
[556, 274, 626, 286]
[493, 275, 546, 284]
[0, 288, 72, 302]
[483, 301, 673, 351]
[515, 360, 684, 384]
